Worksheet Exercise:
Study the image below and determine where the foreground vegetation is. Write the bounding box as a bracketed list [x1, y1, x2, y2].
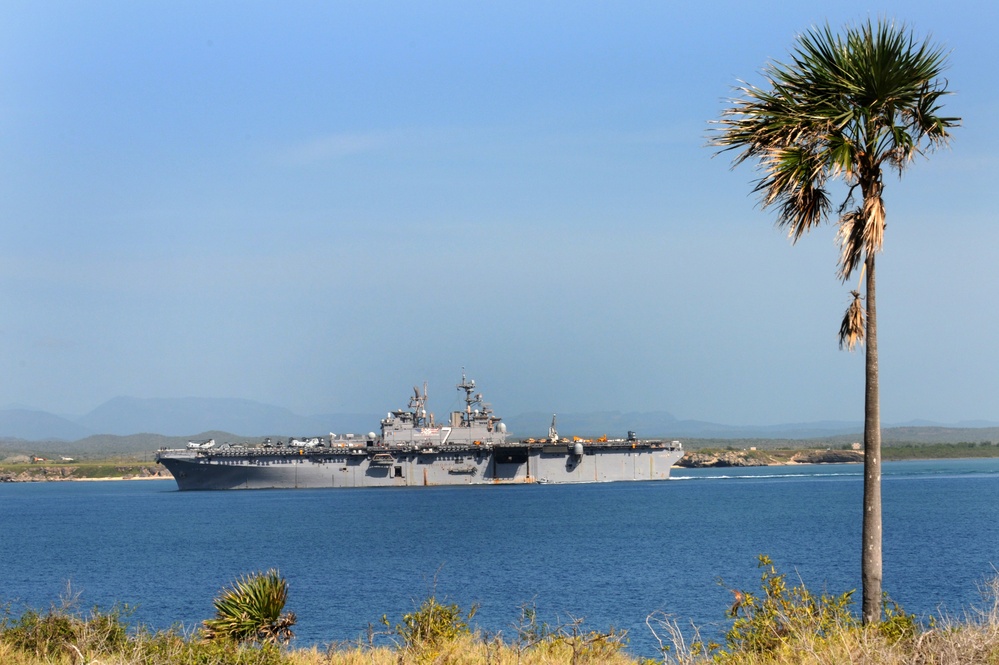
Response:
[4, 560, 999, 664]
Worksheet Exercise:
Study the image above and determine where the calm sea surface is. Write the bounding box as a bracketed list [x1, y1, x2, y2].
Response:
[1, 458, 998, 658]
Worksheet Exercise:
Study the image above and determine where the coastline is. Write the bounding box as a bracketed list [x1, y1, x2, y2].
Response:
[4, 444, 997, 482]
[676, 448, 864, 468]
[0, 464, 173, 484]
[71, 475, 173, 482]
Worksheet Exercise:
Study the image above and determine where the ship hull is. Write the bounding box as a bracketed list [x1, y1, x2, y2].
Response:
[156, 445, 685, 491]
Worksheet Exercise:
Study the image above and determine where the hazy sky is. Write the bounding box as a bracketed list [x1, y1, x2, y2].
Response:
[1, 2, 995, 426]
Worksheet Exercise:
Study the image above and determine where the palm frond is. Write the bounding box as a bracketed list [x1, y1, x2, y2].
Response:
[836, 210, 866, 280]
[754, 146, 831, 241]
[838, 291, 866, 351]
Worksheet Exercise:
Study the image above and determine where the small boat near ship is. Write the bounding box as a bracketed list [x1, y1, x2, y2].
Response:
[155, 374, 684, 490]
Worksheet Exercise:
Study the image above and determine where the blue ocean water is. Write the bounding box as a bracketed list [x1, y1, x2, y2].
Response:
[1, 458, 997, 658]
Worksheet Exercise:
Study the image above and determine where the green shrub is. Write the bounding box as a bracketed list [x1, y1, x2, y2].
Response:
[202, 569, 296, 645]
[0, 603, 131, 661]
[722, 555, 856, 656]
[393, 595, 476, 650]
[2, 608, 77, 657]
[879, 595, 919, 644]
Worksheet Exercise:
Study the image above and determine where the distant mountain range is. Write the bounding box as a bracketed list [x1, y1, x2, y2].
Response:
[0, 397, 378, 441]
[1, 396, 997, 443]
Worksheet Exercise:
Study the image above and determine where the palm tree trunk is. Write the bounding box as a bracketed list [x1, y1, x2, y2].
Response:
[861, 252, 882, 624]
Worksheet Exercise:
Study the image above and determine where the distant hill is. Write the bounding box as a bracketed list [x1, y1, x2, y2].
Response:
[508, 411, 681, 439]
[0, 397, 380, 441]
[1, 397, 997, 454]
[506, 411, 864, 440]
[77, 396, 339, 437]
[856, 426, 999, 445]
[0, 408, 93, 441]
[0, 431, 267, 461]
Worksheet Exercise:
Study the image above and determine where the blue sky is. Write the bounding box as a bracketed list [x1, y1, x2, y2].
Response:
[1, 1, 996, 427]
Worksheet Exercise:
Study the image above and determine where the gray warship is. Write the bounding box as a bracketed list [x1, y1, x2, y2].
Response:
[155, 374, 684, 490]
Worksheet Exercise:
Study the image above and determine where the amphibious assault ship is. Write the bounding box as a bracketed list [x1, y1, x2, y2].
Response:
[155, 374, 684, 490]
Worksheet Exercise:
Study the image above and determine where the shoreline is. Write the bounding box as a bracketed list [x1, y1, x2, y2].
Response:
[0, 474, 174, 483]
[676, 448, 865, 468]
[1, 456, 992, 485]
[71, 475, 173, 482]
[0, 464, 174, 484]
[4, 447, 997, 482]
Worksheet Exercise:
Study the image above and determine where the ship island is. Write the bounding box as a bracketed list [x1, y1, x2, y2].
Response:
[155, 374, 685, 490]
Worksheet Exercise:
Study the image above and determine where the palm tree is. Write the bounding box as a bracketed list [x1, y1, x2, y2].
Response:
[711, 19, 957, 623]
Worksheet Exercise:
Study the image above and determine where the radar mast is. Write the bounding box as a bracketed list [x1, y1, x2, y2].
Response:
[455, 369, 501, 431]
[408, 382, 430, 427]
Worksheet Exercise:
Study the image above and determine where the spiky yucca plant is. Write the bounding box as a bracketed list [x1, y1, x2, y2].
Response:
[202, 569, 296, 644]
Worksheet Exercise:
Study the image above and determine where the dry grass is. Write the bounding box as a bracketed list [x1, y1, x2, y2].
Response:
[698, 622, 999, 665]
[6, 575, 999, 664]
[4, 619, 999, 665]
[285, 632, 639, 664]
